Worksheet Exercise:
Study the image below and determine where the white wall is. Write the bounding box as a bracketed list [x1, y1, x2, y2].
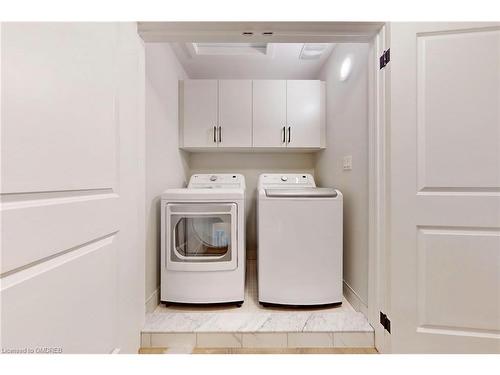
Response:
[189, 152, 315, 256]
[315, 43, 370, 306]
[145, 43, 190, 311]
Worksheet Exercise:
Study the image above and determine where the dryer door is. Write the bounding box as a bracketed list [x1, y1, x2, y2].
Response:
[165, 203, 238, 271]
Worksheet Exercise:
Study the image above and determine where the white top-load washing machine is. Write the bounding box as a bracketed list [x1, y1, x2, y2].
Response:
[161, 174, 245, 305]
[257, 173, 342, 306]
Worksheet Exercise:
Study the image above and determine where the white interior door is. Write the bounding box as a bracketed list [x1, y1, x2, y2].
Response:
[0, 23, 145, 354]
[253, 80, 287, 148]
[389, 22, 500, 353]
[218, 80, 252, 147]
[286, 80, 322, 148]
[182, 79, 218, 148]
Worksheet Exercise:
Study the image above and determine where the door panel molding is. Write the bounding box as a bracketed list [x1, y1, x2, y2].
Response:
[417, 187, 500, 194]
[416, 326, 500, 340]
[416, 226, 500, 334]
[1, 191, 119, 274]
[1, 23, 118, 194]
[1, 234, 117, 289]
[1, 236, 118, 354]
[416, 28, 500, 192]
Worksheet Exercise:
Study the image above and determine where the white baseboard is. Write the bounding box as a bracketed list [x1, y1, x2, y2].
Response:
[145, 288, 160, 313]
[343, 281, 368, 318]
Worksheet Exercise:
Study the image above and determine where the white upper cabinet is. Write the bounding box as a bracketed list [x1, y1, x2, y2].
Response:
[253, 80, 325, 149]
[182, 80, 218, 148]
[286, 80, 323, 148]
[218, 80, 252, 147]
[181, 79, 325, 150]
[253, 80, 287, 148]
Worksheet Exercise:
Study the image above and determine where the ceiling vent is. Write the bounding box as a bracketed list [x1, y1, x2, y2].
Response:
[299, 43, 330, 60]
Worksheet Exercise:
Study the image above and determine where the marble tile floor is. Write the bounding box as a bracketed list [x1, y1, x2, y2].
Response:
[139, 347, 378, 354]
[142, 260, 374, 349]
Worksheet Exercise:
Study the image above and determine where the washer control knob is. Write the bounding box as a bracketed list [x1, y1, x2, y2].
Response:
[210, 175, 217, 182]
[281, 176, 288, 181]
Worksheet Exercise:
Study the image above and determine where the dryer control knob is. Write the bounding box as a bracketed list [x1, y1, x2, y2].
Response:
[281, 176, 288, 181]
[210, 175, 217, 182]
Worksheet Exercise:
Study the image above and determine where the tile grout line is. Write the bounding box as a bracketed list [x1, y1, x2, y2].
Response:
[147, 331, 375, 349]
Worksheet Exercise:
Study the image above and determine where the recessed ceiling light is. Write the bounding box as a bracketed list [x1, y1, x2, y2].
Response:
[340, 56, 352, 81]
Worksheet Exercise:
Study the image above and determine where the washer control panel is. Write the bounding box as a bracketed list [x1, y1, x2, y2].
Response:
[258, 173, 316, 188]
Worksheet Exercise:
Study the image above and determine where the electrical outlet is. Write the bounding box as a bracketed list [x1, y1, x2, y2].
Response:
[343, 155, 352, 171]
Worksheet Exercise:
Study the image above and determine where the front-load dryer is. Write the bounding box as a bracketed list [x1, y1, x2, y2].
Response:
[257, 173, 342, 306]
[161, 174, 245, 305]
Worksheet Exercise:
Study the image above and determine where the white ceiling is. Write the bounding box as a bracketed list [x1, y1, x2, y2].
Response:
[171, 43, 336, 79]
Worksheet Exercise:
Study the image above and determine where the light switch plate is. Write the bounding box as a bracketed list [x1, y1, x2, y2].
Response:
[343, 155, 352, 171]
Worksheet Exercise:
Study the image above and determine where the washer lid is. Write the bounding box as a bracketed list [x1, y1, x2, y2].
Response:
[265, 187, 338, 198]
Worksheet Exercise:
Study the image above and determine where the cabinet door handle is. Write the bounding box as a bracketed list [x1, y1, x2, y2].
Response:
[213, 126, 217, 143]
[282, 126, 286, 143]
[218, 126, 222, 143]
[287, 126, 291, 144]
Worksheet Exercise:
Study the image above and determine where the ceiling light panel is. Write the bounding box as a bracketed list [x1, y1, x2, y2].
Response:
[299, 43, 330, 60]
[192, 43, 268, 56]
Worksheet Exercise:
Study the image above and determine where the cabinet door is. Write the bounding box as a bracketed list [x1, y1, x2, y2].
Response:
[218, 80, 252, 147]
[253, 80, 287, 147]
[182, 80, 218, 148]
[286, 80, 322, 148]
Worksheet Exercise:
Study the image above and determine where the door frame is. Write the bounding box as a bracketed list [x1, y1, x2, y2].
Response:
[137, 21, 390, 352]
[367, 23, 390, 353]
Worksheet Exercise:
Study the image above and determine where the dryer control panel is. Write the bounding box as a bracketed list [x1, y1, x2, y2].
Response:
[258, 173, 316, 189]
[188, 174, 246, 189]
